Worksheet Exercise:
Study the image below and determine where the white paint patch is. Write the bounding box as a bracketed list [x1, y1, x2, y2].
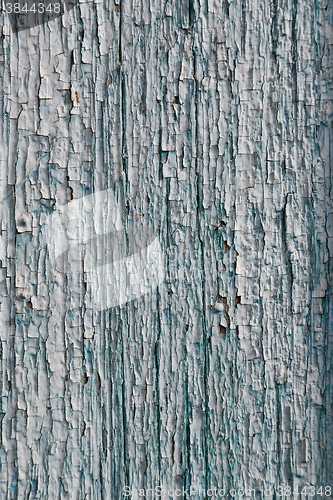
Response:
[41, 188, 164, 309]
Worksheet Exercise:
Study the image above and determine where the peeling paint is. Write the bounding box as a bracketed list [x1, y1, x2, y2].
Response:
[0, 0, 332, 498]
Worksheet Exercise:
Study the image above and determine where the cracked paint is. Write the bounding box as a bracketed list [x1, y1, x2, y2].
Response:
[0, 0, 332, 498]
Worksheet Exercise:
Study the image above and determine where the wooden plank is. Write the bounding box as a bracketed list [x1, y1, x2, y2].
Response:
[0, 0, 332, 497]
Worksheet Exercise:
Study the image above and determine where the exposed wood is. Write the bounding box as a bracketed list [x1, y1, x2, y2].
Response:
[0, 0, 332, 498]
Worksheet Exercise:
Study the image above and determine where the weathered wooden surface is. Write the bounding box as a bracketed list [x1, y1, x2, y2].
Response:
[0, 0, 332, 498]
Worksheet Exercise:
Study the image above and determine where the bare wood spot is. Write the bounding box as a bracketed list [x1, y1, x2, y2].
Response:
[223, 241, 230, 252]
[219, 325, 226, 335]
[219, 296, 230, 327]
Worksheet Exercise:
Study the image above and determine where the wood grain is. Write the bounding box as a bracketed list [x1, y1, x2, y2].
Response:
[0, 0, 332, 497]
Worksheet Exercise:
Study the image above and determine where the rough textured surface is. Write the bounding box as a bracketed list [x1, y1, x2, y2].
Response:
[0, 0, 332, 498]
